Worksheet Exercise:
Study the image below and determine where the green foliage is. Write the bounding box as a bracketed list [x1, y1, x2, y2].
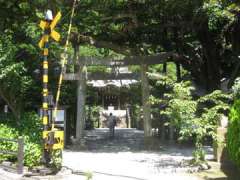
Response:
[203, 0, 234, 31]
[192, 148, 206, 164]
[85, 105, 102, 129]
[49, 149, 62, 170]
[0, 0, 238, 170]
[24, 141, 42, 168]
[232, 77, 240, 98]
[198, 90, 232, 105]
[161, 80, 231, 163]
[132, 104, 142, 129]
[0, 112, 42, 167]
[162, 82, 196, 131]
[19, 112, 42, 143]
[149, 63, 179, 82]
[148, 69, 176, 105]
[227, 99, 240, 167]
[80, 45, 122, 58]
[0, 124, 19, 162]
[227, 78, 240, 167]
[18, 112, 42, 167]
[197, 90, 232, 132]
[0, 33, 33, 118]
[0, 0, 238, 120]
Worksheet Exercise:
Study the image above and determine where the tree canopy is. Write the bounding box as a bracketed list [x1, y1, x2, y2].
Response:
[0, 0, 240, 116]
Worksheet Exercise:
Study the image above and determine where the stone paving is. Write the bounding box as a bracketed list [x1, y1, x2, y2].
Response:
[62, 128, 213, 180]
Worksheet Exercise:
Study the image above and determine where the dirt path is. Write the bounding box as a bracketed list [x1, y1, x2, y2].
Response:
[1, 128, 237, 180]
[63, 128, 213, 180]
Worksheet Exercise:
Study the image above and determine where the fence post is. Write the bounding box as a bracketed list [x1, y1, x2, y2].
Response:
[17, 137, 24, 174]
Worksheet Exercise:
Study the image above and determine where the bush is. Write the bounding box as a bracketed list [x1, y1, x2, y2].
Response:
[0, 112, 42, 167]
[0, 124, 19, 162]
[161, 81, 231, 163]
[227, 99, 240, 167]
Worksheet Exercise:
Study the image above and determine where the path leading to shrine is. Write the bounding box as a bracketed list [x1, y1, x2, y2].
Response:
[63, 128, 213, 180]
[0, 128, 235, 180]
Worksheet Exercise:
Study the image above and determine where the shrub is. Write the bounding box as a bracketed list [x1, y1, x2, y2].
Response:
[0, 124, 19, 162]
[227, 99, 240, 167]
[24, 140, 42, 167]
[0, 112, 42, 167]
[161, 81, 231, 163]
[19, 113, 42, 139]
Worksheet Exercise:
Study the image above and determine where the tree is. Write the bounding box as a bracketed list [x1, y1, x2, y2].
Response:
[0, 34, 33, 119]
[0, 0, 239, 118]
[0, 1, 47, 118]
[67, 0, 240, 92]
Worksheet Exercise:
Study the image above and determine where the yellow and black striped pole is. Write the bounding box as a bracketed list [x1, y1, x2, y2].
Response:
[39, 10, 61, 136]
[39, 10, 63, 163]
[42, 22, 51, 163]
[42, 27, 50, 133]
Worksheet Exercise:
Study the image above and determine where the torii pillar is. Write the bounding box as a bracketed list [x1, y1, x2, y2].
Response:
[141, 64, 152, 138]
[76, 59, 87, 148]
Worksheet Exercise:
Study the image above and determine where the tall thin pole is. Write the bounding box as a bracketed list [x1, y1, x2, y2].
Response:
[52, 0, 77, 128]
[42, 21, 51, 163]
[39, 9, 63, 163]
[42, 28, 50, 132]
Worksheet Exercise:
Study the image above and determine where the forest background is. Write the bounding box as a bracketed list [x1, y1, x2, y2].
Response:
[0, 0, 240, 168]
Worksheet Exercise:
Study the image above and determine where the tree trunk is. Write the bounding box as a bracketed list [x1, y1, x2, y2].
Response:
[140, 64, 152, 137]
[163, 62, 167, 74]
[202, 43, 221, 91]
[196, 18, 221, 92]
[176, 62, 181, 82]
[0, 88, 20, 120]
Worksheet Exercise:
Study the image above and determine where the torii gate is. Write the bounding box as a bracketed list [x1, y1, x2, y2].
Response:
[63, 52, 177, 145]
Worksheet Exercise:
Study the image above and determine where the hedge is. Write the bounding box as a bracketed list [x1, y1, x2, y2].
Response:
[227, 99, 240, 167]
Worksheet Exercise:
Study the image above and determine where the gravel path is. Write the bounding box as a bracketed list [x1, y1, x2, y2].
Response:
[63, 128, 213, 180]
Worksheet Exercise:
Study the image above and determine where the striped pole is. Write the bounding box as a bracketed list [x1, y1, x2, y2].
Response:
[42, 28, 50, 132]
[39, 10, 64, 163]
[42, 23, 50, 163]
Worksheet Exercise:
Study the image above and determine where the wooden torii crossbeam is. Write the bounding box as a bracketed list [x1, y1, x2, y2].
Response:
[64, 52, 176, 81]
[64, 72, 140, 81]
[72, 52, 176, 66]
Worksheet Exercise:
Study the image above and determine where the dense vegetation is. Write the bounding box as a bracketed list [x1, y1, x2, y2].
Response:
[227, 99, 240, 167]
[148, 67, 232, 164]
[0, 0, 240, 167]
[227, 79, 240, 168]
[0, 113, 42, 167]
[1, 1, 240, 116]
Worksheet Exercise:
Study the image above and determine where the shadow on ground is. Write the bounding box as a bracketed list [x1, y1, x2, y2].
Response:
[196, 160, 240, 180]
[64, 128, 239, 180]
[217, 163, 239, 180]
